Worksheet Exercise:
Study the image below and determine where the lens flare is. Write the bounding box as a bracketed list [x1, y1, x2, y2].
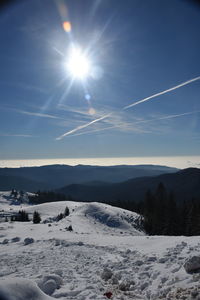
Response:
[63, 21, 71, 33]
[88, 107, 96, 115]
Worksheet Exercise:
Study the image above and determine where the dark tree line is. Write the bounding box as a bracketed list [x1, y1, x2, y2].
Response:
[142, 183, 179, 235]
[10, 210, 41, 223]
[11, 210, 29, 222]
[29, 191, 69, 204]
[104, 182, 200, 236]
[141, 182, 200, 236]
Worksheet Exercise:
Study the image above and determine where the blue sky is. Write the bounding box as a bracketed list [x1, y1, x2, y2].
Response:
[0, 0, 200, 160]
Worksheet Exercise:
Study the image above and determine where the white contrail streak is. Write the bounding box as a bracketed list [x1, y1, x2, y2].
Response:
[123, 76, 200, 110]
[15, 109, 61, 119]
[66, 110, 200, 138]
[56, 114, 111, 140]
[134, 110, 200, 124]
[53, 47, 64, 57]
[56, 76, 200, 139]
[66, 125, 118, 137]
[0, 133, 34, 138]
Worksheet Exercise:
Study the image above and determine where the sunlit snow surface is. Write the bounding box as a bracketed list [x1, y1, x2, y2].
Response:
[0, 192, 200, 300]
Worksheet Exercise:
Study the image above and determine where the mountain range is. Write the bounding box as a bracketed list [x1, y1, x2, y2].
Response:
[0, 164, 177, 191]
[58, 168, 200, 203]
[1, 164, 199, 204]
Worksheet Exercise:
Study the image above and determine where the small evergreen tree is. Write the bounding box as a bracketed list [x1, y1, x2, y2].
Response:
[64, 206, 69, 217]
[56, 213, 64, 221]
[11, 189, 15, 197]
[68, 225, 73, 231]
[33, 211, 41, 224]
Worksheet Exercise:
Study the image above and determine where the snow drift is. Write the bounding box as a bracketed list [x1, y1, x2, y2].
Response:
[0, 278, 53, 300]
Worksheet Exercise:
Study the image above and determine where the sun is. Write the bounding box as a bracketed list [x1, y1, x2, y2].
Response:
[65, 46, 91, 80]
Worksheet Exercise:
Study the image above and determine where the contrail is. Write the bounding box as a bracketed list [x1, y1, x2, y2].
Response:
[66, 125, 118, 137]
[14, 109, 61, 119]
[56, 114, 111, 140]
[65, 110, 200, 138]
[0, 133, 34, 138]
[56, 76, 200, 139]
[123, 76, 200, 110]
[134, 110, 200, 124]
[53, 47, 64, 57]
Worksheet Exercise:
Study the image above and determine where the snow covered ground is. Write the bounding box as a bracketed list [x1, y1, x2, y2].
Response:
[0, 191, 200, 300]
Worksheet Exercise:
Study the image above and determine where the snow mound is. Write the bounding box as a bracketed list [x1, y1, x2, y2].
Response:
[77, 202, 141, 230]
[81, 203, 129, 228]
[37, 274, 63, 295]
[25, 201, 144, 235]
[0, 278, 53, 300]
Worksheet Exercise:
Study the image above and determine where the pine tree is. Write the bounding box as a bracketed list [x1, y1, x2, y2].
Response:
[68, 225, 73, 231]
[163, 192, 179, 235]
[185, 199, 200, 236]
[56, 213, 64, 221]
[179, 201, 188, 235]
[64, 206, 69, 217]
[33, 211, 41, 224]
[143, 189, 155, 234]
[153, 182, 167, 235]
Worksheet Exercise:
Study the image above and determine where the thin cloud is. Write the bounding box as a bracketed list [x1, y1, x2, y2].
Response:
[0, 133, 35, 138]
[65, 124, 150, 137]
[56, 114, 111, 140]
[57, 104, 94, 117]
[14, 109, 61, 120]
[134, 110, 200, 124]
[62, 110, 200, 138]
[0, 81, 48, 94]
[56, 75, 200, 139]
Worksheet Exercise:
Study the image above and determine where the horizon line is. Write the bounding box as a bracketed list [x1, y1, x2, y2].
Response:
[0, 155, 199, 169]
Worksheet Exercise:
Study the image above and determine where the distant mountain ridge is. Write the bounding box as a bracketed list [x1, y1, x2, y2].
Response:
[0, 164, 178, 192]
[58, 168, 200, 203]
[0, 175, 49, 192]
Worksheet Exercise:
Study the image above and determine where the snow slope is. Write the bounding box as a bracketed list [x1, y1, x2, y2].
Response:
[0, 190, 34, 210]
[0, 192, 200, 299]
[0, 278, 53, 300]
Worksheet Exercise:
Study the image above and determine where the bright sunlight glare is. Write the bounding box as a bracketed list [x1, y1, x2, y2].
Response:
[66, 46, 91, 80]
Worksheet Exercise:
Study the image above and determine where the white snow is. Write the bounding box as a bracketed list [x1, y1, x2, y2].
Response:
[0, 278, 53, 300]
[0, 191, 200, 299]
[0, 190, 34, 211]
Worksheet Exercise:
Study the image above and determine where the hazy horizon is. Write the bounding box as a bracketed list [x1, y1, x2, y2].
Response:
[0, 155, 199, 169]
